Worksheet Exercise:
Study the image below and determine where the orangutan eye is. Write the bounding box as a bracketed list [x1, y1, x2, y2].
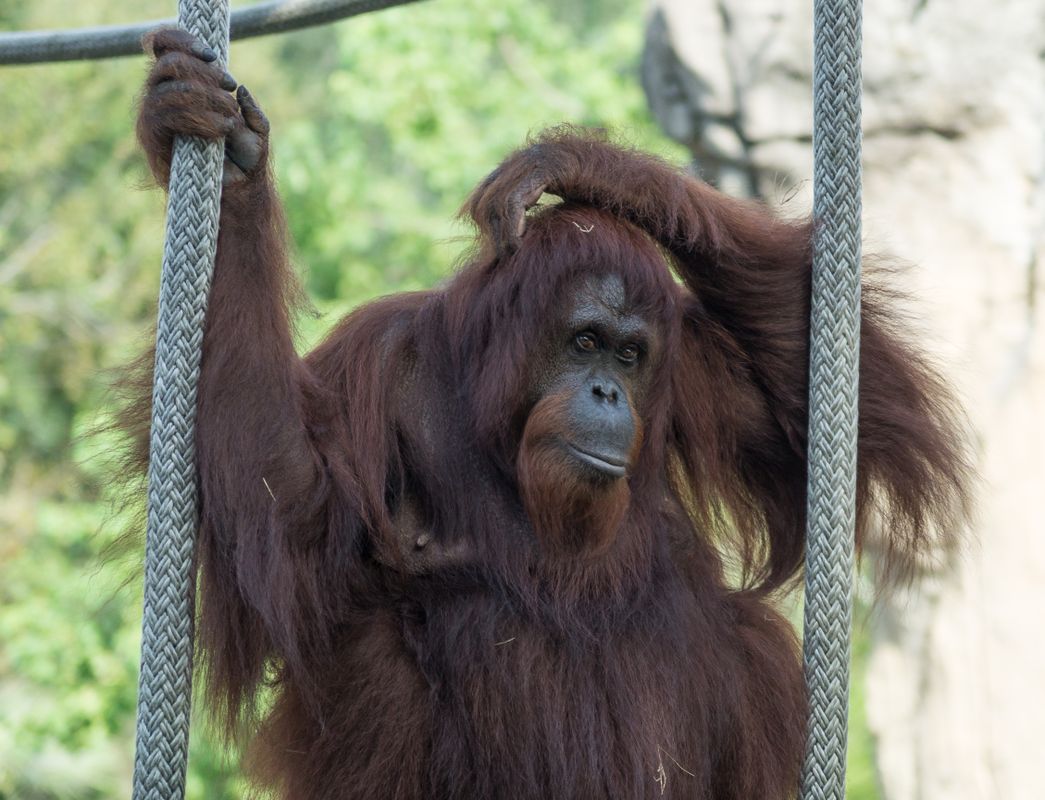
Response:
[617, 343, 640, 364]
[575, 332, 598, 353]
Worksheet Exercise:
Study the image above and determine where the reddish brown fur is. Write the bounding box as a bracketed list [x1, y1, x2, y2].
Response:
[518, 389, 638, 556]
[122, 122, 971, 799]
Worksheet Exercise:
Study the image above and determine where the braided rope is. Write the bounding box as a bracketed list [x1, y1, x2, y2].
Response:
[132, 2, 229, 798]
[799, 1, 862, 798]
[0, 0, 425, 65]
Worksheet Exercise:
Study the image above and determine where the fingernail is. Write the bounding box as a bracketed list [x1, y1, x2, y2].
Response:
[193, 43, 217, 62]
[221, 72, 237, 91]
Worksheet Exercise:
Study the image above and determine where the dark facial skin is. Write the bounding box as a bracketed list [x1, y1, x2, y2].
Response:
[532, 274, 659, 480]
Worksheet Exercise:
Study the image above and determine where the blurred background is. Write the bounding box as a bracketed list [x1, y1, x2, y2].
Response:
[0, 1, 1041, 798]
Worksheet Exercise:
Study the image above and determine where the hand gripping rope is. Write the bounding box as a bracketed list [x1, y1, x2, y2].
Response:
[0, 2, 863, 796]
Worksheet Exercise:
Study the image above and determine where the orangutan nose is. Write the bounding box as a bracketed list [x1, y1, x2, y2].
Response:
[591, 379, 621, 404]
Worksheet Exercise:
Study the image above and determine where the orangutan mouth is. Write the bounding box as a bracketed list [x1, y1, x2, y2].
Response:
[564, 441, 629, 478]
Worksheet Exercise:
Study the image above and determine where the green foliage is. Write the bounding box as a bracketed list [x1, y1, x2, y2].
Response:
[264, 0, 688, 305]
[0, 499, 136, 799]
[0, 1, 879, 797]
[847, 610, 882, 800]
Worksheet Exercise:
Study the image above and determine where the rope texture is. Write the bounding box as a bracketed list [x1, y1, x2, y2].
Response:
[21, 0, 861, 794]
[132, 2, 229, 798]
[0, 0, 424, 64]
[799, 0, 862, 798]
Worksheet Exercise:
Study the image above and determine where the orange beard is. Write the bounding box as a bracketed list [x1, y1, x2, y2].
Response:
[516, 392, 640, 556]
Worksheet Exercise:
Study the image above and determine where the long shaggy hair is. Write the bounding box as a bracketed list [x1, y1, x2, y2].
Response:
[120, 128, 972, 800]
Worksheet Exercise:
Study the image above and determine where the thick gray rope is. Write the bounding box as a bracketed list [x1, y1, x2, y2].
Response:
[0, 0, 424, 65]
[799, 0, 862, 798]
[132, 2, 229, 798]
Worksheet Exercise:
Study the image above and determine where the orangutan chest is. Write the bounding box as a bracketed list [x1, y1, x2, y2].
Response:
[403, 612, 703, 799]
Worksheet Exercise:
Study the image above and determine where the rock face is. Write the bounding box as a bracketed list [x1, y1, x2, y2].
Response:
[642, 3, 1045, 799]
